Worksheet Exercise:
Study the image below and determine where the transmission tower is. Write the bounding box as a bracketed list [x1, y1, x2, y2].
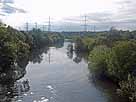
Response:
[84, 15, 87, 32]
[35, 22, 38, 30]
[94, 26, 96, 32]
[48, 16, 51, 33]
[80, 15, 88, 32]
[26, 22, 29, 32]
[42, 25, 45, 32]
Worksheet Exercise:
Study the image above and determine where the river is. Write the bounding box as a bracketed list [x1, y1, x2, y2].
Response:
[0, 42, 125, 102]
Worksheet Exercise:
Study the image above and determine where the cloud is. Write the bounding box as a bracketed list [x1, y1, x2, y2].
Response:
[0, 0, 14, 4]
[0, 13, 5, 16]
[59, 0, 136, 31]
[0, 0, 136, 31]
[0, 0, 26, 15]
[1, 4, 26, 14]
[116, 0, 136, 18]
[86, 12, 113, 23]
[2, 0, 14, 3]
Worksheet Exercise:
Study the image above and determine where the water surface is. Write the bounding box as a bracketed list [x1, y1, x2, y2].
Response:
[0, 42, 124, 102]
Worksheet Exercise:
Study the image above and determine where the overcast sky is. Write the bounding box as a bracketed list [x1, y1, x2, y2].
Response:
[0, 0, 136, 31]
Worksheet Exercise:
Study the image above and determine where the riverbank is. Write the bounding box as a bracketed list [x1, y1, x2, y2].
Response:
[13, 42, 125, 102]
[73, 29, 136, 102]
[0, 23, 64, 82]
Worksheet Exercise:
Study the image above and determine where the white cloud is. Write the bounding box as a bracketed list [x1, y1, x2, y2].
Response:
[0, 0, 136, 31]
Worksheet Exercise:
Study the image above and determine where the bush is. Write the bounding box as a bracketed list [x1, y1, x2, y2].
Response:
[0, 25, 30, 71]
[89, 45, 110, 75]
[75, 37, 95, 52]
[117, 75, 136, 102]
[107, 41, 136, 80]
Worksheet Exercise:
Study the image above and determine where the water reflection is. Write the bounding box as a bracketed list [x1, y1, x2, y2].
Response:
[0, 79, 30, 102]
[67, 43, 89, 63]
[0, 40, 64, 101]
[87, 74, 127, 102]
[67, 42, 125, 102]
[67, 43, 74, 59]
[29, 47, 49, 64]
[0, 57, 30, 102]
[29, 41, 64, 64]
[67, 51, 73, 59]
[51, 40, 64, 48]
[0, 41, 126, 102]
[0, 59, 28, 82]
[0, 46, 45, 101]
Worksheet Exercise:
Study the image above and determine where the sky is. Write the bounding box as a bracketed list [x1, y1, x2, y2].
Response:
[0, 0, 136, 31]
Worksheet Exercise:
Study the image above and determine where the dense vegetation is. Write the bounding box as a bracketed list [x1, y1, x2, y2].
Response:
[28, 29, 64, 48]
[1, 21, 136, 101]
[0, 23, 64, 81]
[0, 23, 30, 72]
[74, 28, 136, 102]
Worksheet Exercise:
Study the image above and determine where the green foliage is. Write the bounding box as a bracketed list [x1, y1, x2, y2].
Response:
[48, 33, 64, 44]
[107, 41, 136, 80]
[75, 37, 95, 52]
[0, 24, 30, 71]
[117, 75, 136, 102]
[29, 29, 64, 48]
[88, 37, 136, 101]
[66, 29, 136, 101]
[89, 45, 110, 75]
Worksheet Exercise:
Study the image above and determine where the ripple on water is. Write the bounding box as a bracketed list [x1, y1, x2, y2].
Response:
[41, 97, 45, 100]
[17, 100, 22, 102]
[30, 92, 34, 95]
[33, 98, 49, 102]
[41, 99, 49, 102]
[23, 93, 27, 96]
[46, 85, 53, 90]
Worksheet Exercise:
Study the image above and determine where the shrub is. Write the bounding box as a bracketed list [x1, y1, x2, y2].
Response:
[117, 75, 136, 102]
[107, 41, 136, 80]
[89, 45, 110, 76]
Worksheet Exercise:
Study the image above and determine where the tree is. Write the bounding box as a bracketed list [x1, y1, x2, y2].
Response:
[107, 41, 136, 80]
[89, 45, 110, 76]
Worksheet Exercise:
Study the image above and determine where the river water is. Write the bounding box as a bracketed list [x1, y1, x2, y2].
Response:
[0, 42, 125, 102]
